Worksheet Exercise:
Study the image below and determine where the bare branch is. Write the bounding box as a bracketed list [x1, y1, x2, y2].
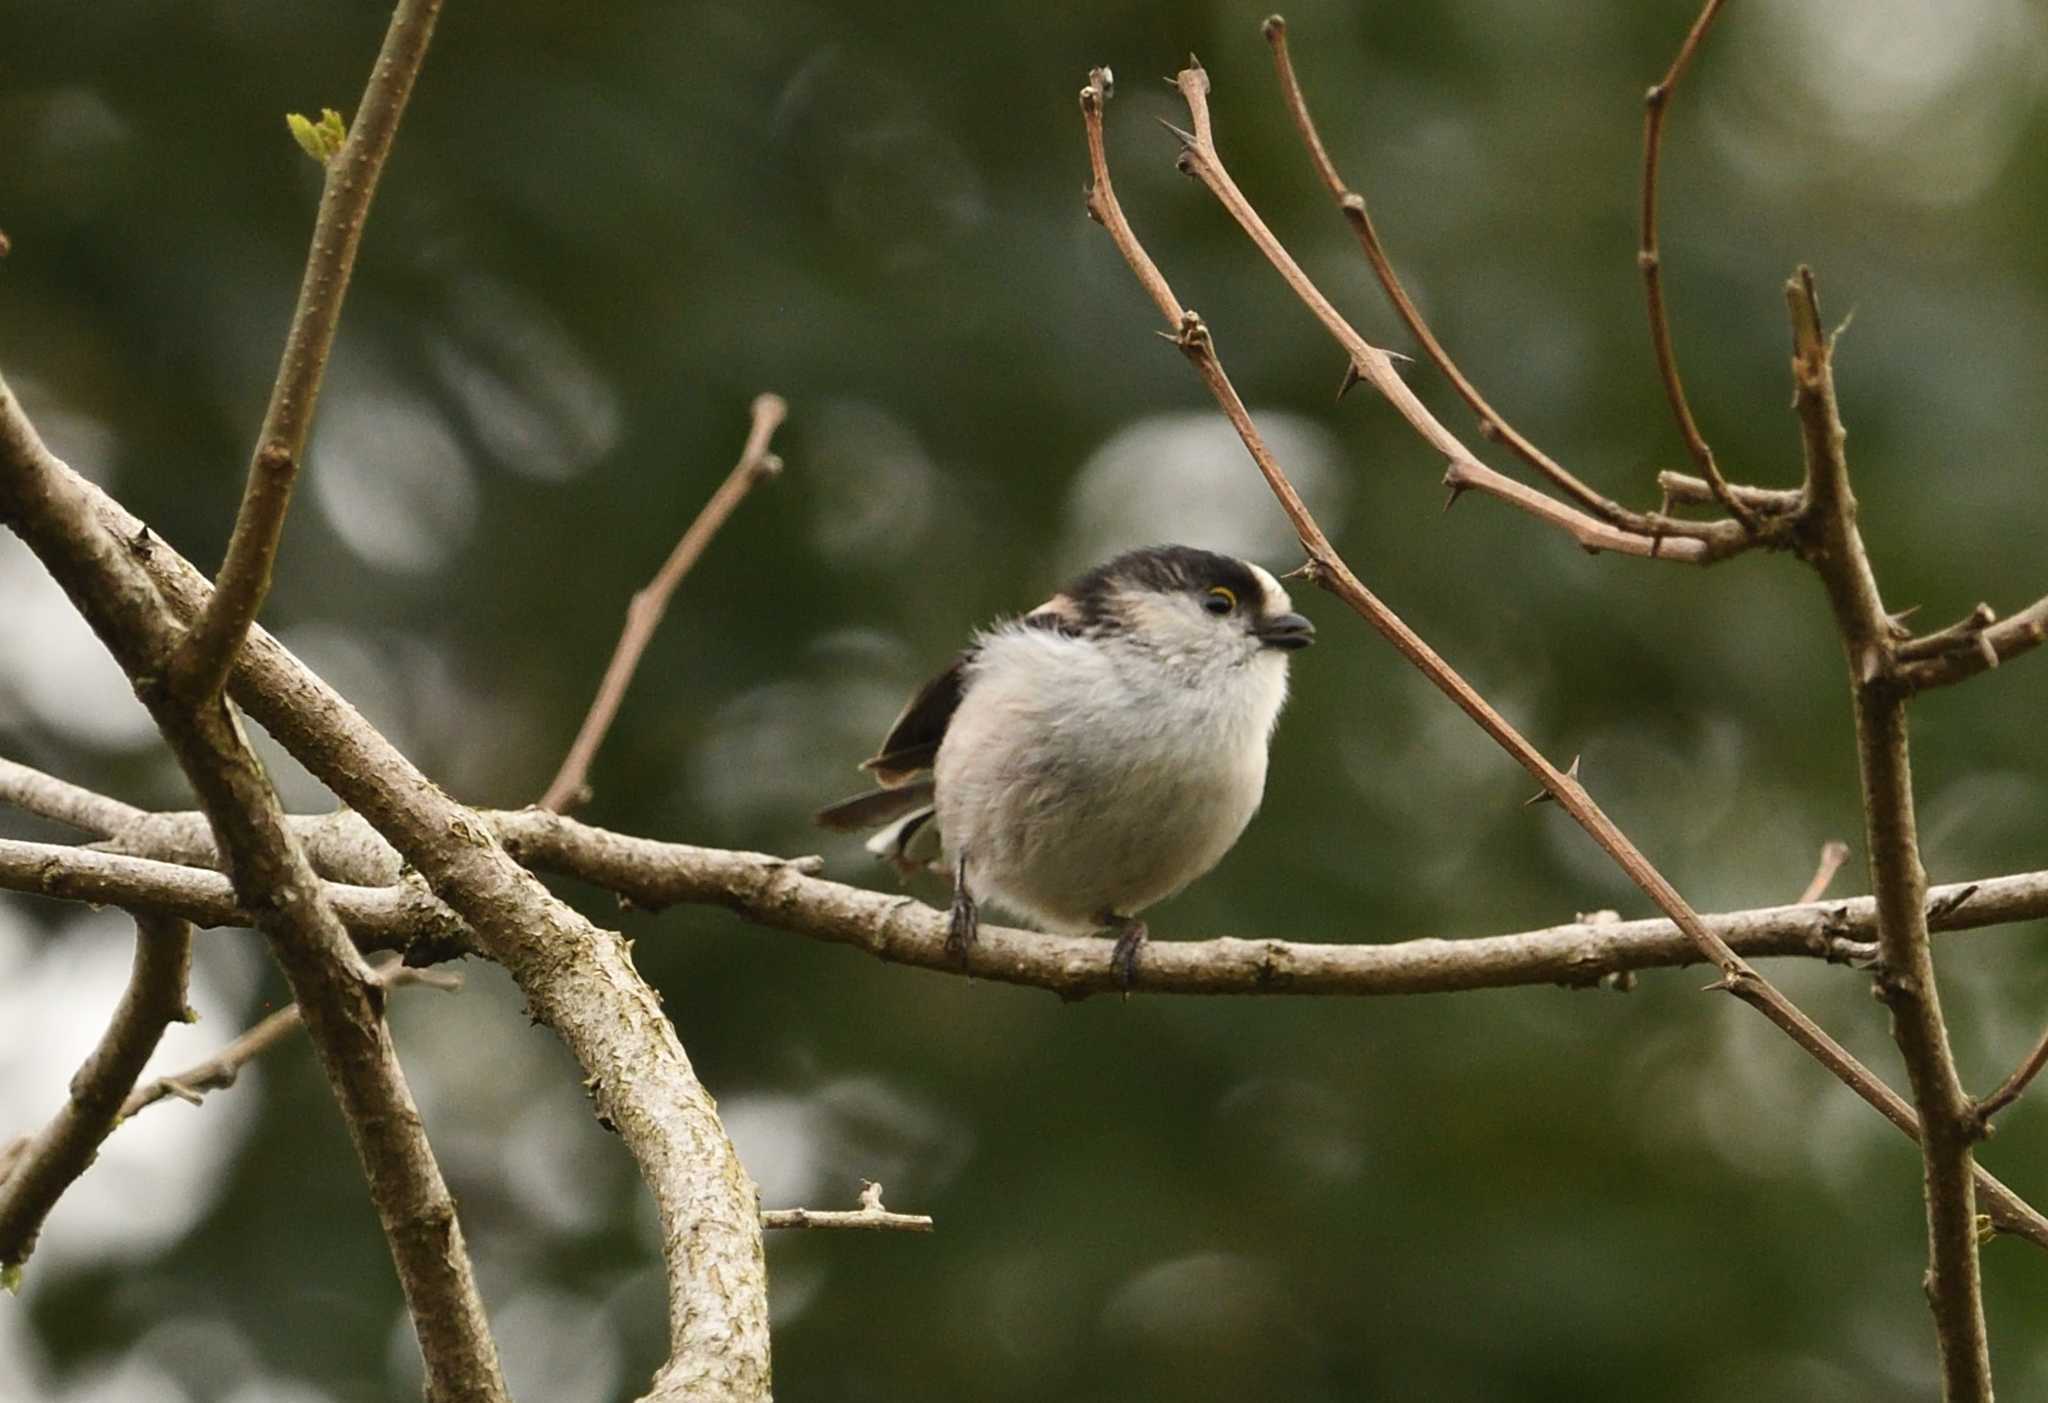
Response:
[0, 913, 193, 1273]
[0, 837, 463, 949]
[1639, 0, 1758, 531]
[1135, 62, 1713, 564]
[170, 0, 444, 704]
[761, 1182, 933, 1233]
[1976, 1025, 2048, 1130]
[120, 958, 461, 1121]
[0, 757, 146, 837]
[1901, 594, 2048, 692]
[538, 393, 787, 814]
[1656, 470, 1802, 516]
[1798, 840, 1852, 905]
[1785, 268, 1990, 1397]
[54, 443, 770, 1401]
[1261, 17, 1753, 558]
[10, 821, 2048, 1007]
[1079, 66, 2048, 1258]
[0, 376, 507, 1402]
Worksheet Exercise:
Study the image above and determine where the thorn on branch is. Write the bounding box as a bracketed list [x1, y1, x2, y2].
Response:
[1523, 754, 1581, 808]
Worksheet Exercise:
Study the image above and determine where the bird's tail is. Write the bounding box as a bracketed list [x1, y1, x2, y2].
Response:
[814, 780, 942, 876]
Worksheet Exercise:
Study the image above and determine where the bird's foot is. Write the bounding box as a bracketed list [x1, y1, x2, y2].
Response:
[946, 860, 978, 971]
[1104, 915, 1148, 995]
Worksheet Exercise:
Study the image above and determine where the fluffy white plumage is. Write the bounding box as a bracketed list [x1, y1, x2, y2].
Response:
[818, 546, 1313, 981]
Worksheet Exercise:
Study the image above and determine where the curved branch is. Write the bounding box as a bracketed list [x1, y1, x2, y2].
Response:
[0, 913, 193, 1274]
[55, 441, 770, 1402]
[1638, 0, 1756, 531]
[1, 377, 507, 1402]
[1261, 17, 1752, 556]
[1135, 62, 1725, 565]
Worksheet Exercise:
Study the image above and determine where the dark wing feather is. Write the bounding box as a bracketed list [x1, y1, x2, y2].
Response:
[814, 779, 936, 831]
[861, 652, 971, 785]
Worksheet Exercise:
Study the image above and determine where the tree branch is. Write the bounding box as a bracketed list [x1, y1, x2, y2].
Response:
[2, 376, 507, 1401]
[1080, 65, 2048, 1259]
[538, 393, 786, 814]
[1133, 61, 1719, 564]
[1900, 594, 2048, 692]
[1976, 1023, 2048, 1130]
[0, 757, 147, 837]
[762, 1181, 933, 1233]
[11, 820, 2048, 1006]
[1261, 16, 1754, 558]
[169, 0, 444, 703]
[0, 913, 193, 1276]
[118, 958, 461, 1121]
[49, 431, 770, 1402]
[1638, 0, 1758, 532]
[1784, 269, 1991, 1396]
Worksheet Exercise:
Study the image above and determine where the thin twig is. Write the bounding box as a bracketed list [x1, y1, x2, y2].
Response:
[537, 393, 787, 814]
[1976, 1025, 2048, 1129]
[1261, 16, 1752, 557]
[0, 913, 193, 1273]
[1132, 63, 1713, 564]
[119, 958, 460, 1121]
[761, 1181, 933, 1233]
[1784, 269, 1990, 1396]
[169, 0, 445, 705]
[1639, 0, 1757, 532]
[1797, 840, 1852, 904]
[1080, 67, 2048, 1258]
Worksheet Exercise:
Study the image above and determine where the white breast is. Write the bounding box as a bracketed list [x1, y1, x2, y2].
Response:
[933, 623, 1291, 932]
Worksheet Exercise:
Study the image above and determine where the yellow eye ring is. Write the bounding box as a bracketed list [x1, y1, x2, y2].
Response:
[1203, 586, 1237, 616]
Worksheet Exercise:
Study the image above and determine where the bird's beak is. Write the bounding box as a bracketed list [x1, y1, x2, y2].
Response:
[1256, 611, 1316, 650]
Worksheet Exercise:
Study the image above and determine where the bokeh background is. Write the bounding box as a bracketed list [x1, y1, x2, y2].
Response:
[5, 0, 2048, 1398]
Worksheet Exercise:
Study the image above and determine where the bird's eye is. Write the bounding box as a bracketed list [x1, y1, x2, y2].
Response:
[1203, 586, 1236, 616]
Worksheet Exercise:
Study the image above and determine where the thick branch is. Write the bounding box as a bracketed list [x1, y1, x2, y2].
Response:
[0, 376, 507, 1403]
[538, 393, 786, 814]
[1081, 69, 2048, 1257]
[49, 438, 769, 1402]
[1786, 270, 1990, 1397]
[0, 913, 193, 1273]
[1261, 16, 1754, 557]
[170, 0, 444, 703]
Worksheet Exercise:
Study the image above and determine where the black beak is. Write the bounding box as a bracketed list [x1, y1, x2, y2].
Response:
[1256, 611, 1316, 650]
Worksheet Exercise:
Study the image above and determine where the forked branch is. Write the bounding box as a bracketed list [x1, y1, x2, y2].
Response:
[1078, 65, 2048, 1256]
[1262, 16, 1753, 559]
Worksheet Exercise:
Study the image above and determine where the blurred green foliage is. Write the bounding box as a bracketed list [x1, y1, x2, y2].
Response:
[4, 1, 2048, 1399]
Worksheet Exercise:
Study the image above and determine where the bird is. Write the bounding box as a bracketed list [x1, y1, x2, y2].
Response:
[815, 544, 1315, 988]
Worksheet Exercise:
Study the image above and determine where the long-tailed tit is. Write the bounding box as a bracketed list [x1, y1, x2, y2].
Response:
[817, 545, 1314, 986]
